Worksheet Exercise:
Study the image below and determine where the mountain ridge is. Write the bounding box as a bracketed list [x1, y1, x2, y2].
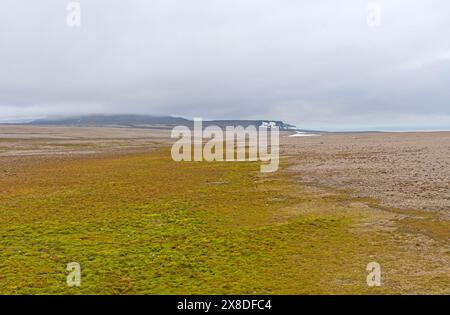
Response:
[19, 114, 297, 130]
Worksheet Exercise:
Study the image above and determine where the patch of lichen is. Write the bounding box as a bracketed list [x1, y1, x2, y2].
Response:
[0, 149, 448, 294]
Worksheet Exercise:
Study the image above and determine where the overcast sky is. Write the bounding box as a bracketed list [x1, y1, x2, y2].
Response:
[1, 0, 449, 130]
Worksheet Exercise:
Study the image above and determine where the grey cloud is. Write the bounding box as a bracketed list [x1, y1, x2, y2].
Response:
[1, 0, 450, 130]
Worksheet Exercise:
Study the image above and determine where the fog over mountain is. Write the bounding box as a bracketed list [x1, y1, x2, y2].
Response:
[1, 1, 450, 131]
[24, 114, 295, 130]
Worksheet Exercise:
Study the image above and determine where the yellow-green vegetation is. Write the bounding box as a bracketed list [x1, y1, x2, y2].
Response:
[0, 148, 448, 294]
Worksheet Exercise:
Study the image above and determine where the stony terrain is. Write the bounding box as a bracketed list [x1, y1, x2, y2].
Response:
[284, 132, 450, 218]
[0, 125, 171, 157]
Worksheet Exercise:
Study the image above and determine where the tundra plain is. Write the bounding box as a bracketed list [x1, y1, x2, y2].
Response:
[0, 126, 448, 294]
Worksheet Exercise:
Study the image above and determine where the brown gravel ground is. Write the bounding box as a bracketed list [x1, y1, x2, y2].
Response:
[283, 132, 450, 219]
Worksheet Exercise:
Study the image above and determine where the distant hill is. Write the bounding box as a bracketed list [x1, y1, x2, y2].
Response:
[29, 115, 190, 127]
[26, 114, 297, 130]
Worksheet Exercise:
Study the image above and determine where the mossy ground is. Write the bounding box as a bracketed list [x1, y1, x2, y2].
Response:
[0, 148, 448, 294]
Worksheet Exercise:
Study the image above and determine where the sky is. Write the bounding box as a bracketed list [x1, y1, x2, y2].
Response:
[0, 0, 449, 131]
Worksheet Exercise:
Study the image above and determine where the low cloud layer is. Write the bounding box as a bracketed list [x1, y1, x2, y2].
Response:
[1, 0, 449, 130]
